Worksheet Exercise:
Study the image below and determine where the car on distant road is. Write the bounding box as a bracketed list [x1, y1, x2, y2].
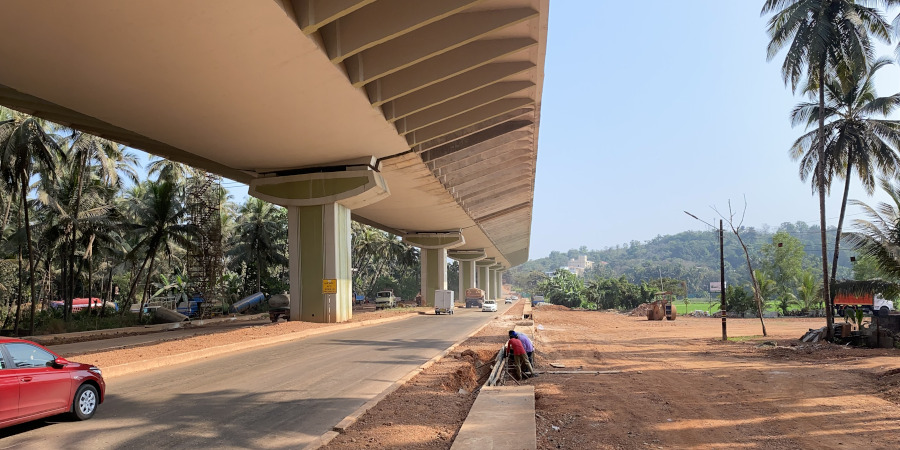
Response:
[0, 338, 105, 429]
[505, 297, 513, 304]
[482, 299, 498, 312]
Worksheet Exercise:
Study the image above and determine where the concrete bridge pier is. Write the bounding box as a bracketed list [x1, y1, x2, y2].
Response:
[476, 258, 495, 299]
[492, 266, 505, 299]
[449, 250, 486, 299]
[249, 158, 389, 323]
[403, 232, 465, 307]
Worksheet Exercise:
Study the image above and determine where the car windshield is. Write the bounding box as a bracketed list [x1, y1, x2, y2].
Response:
[485, 300, 495, 304]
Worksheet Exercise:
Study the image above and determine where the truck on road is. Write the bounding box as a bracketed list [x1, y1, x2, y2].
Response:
[434, 290, 454, 315]
[835, 292, 895, 317]
[268, 294, 290, 322]
[375, 290, 397, 310]
[465, 288, 485, 308]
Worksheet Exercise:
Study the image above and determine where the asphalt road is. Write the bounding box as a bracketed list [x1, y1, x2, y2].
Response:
[0, 304, 511, 449]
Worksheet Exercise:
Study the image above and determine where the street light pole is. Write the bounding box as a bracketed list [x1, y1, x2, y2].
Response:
[684, 211, 727, 340]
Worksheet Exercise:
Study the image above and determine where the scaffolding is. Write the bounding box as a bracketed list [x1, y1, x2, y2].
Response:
[186, 172, 224, 318]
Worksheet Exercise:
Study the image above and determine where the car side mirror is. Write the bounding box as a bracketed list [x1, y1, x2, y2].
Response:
[49, 357, 68, 369]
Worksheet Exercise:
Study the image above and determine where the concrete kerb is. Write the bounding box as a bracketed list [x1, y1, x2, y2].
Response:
[304, 311, 507, 450]
[98, 313, 419, 379]
[29, 313, 270, 346]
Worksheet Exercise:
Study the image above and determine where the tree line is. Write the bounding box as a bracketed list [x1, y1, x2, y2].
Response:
[0, 107, 424, 336]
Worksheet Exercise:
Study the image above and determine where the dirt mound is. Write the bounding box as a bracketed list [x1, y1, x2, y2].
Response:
[629, 303, 652, 316]
[536, 303, 569, 311]
[443, 364, 478, 392]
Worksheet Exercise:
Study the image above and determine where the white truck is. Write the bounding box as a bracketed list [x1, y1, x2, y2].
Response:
[434, 290, 454, 315]
[374, 290, 396, 310]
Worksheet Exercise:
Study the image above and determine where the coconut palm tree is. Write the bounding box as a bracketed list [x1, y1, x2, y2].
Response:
[147, 156, 190, 185]
[227, 197, 287, 294]
[797, 270, 823, 312]
[121, 181, 195, 315]
[763, 0, 891, 339]
[0, 115, 64, 334]
[790, 57, 900, 288]
[843, 176, 900, 279]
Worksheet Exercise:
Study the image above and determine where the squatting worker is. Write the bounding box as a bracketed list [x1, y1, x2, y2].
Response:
[510, 330, 535, 367]
[506, 334, 537, 380]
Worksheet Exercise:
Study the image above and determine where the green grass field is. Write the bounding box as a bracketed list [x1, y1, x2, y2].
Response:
[674, 301, 723, 315]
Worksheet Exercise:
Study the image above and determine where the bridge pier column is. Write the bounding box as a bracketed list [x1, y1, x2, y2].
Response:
[249, 159, 389, 323]
[448, 250, 486, 300]
[492, 267, 505, 299]
[403, 232, 464, 307]
[476, 258, 495, 299]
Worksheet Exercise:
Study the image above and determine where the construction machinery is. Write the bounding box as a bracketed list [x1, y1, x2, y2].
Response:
[648, 291, 677, 321]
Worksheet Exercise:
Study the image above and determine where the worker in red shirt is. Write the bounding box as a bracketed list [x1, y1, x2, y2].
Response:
[506, 335, 537, 380]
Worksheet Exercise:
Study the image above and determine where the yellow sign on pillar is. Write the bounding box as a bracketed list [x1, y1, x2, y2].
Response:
[322, 279, 337, 294]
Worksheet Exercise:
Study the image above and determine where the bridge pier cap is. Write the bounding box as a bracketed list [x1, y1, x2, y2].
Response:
[402, 231, 464, 307]
[248, 157, 389, 323]
[449, 249, 485, 295]
[475, 258, 496, 298]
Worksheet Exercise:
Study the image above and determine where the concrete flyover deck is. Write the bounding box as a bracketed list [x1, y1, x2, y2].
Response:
[451, 385, 536, 450]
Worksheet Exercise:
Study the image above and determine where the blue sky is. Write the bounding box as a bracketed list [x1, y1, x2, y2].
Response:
[529, 1, 900, 259]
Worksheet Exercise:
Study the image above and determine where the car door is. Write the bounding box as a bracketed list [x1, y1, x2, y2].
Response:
[5, 342, 72, 418]
[0, 346, 19, 424]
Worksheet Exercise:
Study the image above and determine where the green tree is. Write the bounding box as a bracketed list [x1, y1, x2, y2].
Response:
[763, 0, 891, 340]
[759, 231, 806, 303]
[121, 181, 195, 314]
[726, 285, 755, 316]
[227, 198, 287, 294]
[537, 269, 584, 308]
[0, 115, 64, 334]
[843, 176, 900, 280]
[796, 270, 823, 312]
[851, 253, 889, 280]
[754, 270, 778, 314]
[789, 57, 900, 289]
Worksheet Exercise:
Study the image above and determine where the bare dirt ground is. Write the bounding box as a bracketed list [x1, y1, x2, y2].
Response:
[326, 303, 900, 450]
[534, 306, 900, 449]
[69, 307, 425, 368]
[52, 301, 900, 449]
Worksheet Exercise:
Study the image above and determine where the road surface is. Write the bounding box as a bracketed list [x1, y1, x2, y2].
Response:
[0, 304, 510, 449]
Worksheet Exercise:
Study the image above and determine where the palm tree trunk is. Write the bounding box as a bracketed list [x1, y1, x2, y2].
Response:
[256, 259, 262, 293]
[122, 251, 153, 316]
[101, 260, 113, 319]
[830, 161, 853, 286]
[14, 243, 22, 336]
[141, 255, 157, 310]
[818, 62, 833, 341]
[22, 175, 38, 336]
[0, 193, 12, 232]
[87, 255, 93, 315]
[67, 150, 87, 321]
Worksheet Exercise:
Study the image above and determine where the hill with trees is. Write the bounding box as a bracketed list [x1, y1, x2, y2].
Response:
[508, 221, 859, 313]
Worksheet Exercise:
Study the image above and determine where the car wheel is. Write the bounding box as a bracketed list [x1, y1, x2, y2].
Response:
[72, 384, 99, 420]
[880, 306, 890, 317]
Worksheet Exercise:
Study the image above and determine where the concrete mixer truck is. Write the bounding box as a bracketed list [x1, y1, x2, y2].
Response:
[268, 294, 291, 322]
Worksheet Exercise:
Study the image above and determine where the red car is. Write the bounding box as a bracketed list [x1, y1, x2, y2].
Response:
[0, 338, 105, 429]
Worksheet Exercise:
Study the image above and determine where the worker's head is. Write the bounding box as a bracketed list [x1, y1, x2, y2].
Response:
[509, 330, 517, 338]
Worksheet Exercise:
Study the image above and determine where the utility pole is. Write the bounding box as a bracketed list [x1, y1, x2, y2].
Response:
[684, 211, 727, 340]
[719, 219, 726, 341]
